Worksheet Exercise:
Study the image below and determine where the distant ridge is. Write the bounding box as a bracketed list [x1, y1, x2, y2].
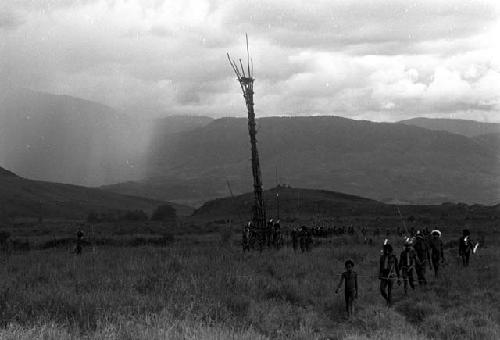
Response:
[0, 166, 192, 219]
[399, 117, 500, 137]
[106, 115, 500, 205]
[0, 166, 17, 177]
[193, 186, 385, 220]
[0, 88, 149, 186]
[0, 89, 213, 187]
[192, 186, 500, 222]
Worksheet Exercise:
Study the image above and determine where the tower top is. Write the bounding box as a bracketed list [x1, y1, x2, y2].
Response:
[227, 34, 254, 86]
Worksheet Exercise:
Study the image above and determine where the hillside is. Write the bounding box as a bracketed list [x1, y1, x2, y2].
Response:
[0, 89, 212, 186]
[106, 116, 500, 205]
[193, 186, 500, 222]
[399, 117, 500, 137]
[0, 166, 192, 219]
[473, 133, 500, 154]
[193, 186, 388, 220]
[0, 88, 150, 186]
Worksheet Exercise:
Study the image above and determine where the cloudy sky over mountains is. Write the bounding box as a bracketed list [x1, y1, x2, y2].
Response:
[1, 0, 499, 122]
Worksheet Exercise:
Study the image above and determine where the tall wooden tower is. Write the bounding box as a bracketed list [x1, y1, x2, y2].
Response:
[227, 35, 266, 228]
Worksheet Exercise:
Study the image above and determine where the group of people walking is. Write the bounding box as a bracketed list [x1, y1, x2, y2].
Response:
[242, 219, 283, 251]
[335, 229, 478, 316]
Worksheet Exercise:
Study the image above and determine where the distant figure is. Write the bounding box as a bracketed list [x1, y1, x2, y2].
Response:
[399, 239, 417, 295]
[379, 242, 400, 306]
[413, 231, 430, 286]
[291, 227, 298, 251]
[458, 229, 475, 267]
[305, 227, 313, 251]
[299, 226, 309, 252]
[335, 260, 358, 317]
[423, 227, 430, 237]
[75, 229, 84, 255]
[361, 226, 367, 244]
[273, 220, 281, 249]
[242, 222, 251, 252]
[267, 219, 274, 247]
[410, 227, 416, 237]
[428, 230, 445, 278]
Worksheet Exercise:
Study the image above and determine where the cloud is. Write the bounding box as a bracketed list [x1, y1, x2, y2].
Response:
[1, 0, 499, 122]
[222, 0, 497, 54]
[0, 9, 24, 30]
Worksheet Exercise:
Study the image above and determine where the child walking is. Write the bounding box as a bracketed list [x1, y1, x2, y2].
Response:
[335, 260, 358, 317]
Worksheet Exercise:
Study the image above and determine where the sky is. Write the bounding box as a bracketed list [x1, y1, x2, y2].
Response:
[1, 0, 500, 122]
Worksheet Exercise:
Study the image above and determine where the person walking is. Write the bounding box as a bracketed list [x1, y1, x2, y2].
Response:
[429, 230, 445, 278]
[399, 239, 417, 295]
[335, 259, 358, 317]
[379, 241, 400, 306]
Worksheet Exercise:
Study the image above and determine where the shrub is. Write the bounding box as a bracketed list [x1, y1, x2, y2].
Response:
[151, 205, 177, 222]
[124, 210, 149, 221]
[0, 231, 11, 244]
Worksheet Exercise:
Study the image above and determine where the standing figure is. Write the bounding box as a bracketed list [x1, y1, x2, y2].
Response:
[413, 231, 430, 286]
[267, 219, 274, 247]
[428, 230, 444, 278]
[273, 220, 281, 249]
[242, 222, 251, 252]
[399, 240, 417, 295]
[335, 260, 358, 317]
[379, 242, 400, 306]
[75, 228, 84, 255]
[299, 226, 307, 252]
[361, 226, 367, 244]
[306, 227, 313, 251]
[458, 229, 475, 267]
[291, 227, 298, 251]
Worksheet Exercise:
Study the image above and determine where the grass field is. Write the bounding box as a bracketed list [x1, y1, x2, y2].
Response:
[0, 220, 499, 339]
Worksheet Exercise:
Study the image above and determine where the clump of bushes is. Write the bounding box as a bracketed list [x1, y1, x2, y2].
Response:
[87, 209, 149, 223]
[151, 205, 177, 223]
[0, 231, 10, 246]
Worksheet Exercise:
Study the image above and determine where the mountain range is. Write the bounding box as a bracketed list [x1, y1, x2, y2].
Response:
[399, 117, 500, 137]
[0, 88, 212, 187]
[106, 116, 500, 205]
[1, 89, 499, 206]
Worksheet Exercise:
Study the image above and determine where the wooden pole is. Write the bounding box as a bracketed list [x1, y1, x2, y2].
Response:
[227, 35, 266, 228]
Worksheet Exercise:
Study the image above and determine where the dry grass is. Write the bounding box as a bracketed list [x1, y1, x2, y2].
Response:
[0, 231, 499, 339]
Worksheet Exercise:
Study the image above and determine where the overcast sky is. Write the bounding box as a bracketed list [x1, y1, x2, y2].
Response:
[1, 0, 499, 122]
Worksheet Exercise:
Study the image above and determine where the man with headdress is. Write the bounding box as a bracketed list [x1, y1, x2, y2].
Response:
[458, 229, 476, 267]
[428, 229, 445, 278]
[399, 238, 417, 295]
[413, 230, 430, 286]
[379, 240, 400, 306]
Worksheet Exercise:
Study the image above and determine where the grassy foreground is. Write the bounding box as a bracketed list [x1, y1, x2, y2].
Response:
[0, 235, 499, 339]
